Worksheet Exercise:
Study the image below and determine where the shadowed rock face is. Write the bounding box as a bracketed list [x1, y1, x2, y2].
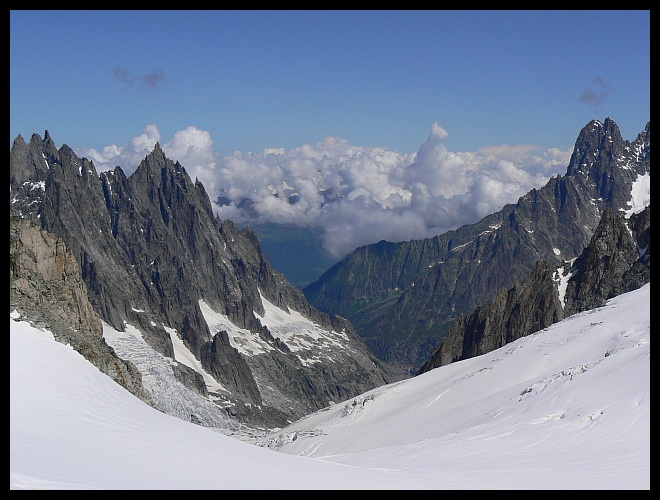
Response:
[421, 260, 563, 370]
[418, 205, 650, 374]
[10, 133, 393, 429]
[562, 206, 651, 316]
[304, 118, 650, 377]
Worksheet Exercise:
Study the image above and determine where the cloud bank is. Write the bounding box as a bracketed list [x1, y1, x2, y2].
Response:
[76, 123, 572, 259]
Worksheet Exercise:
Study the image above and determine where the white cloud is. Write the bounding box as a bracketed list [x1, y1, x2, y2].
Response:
[130, 123, 161, 152]
[162, 126, 215, 167]
[162, 126, 219, 195]
[76, 123, 572, 259]
[318, 202, 429, 257]
[76, 124, 161, 173]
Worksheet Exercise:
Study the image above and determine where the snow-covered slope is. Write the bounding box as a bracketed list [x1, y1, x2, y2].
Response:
[264, 282, 651, 488]
[10, 284, 649, 489]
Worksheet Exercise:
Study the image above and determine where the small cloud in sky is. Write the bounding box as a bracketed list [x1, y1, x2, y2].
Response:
[77, 123, 572, 259]
[580, 76, 612, 111]
[113, 64, 166, 91]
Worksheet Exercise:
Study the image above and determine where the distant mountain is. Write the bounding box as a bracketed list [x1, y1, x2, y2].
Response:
[304, 118, 650, 378]
[243, 222, 337, 287]
[418, 205, 650, 373]
[9, 132, 394, 430]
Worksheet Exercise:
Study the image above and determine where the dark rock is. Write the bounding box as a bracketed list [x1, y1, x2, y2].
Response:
[419, 260, 563, 372]
[563, 206, 651, 315]
[10, 133, 393, 429]
[419, 204, 650, 374]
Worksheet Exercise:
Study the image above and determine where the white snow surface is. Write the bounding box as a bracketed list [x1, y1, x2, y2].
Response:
[553, 258, 576, 308]
[255, 291, 351, 365]
[198, 298, 274, 356]
[101, 321, 238, 429]
[10, 284, 650, 489]
[625, 172, 650, 217]
[198, 293, 352, 366]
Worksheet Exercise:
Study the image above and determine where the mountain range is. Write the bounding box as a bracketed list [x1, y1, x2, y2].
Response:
[9, 117, 650, 435]
[303, 118, 650, 377]
[10, 133, 393, 431]
[419, 204, 650, 373]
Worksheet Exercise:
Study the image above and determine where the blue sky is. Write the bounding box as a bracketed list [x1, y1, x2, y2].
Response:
[9, 10, 651, 260]
[10, 10, 649, 155]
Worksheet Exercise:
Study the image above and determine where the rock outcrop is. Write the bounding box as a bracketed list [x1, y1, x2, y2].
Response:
[10, 216, 149, 402]
[563, 206, 651, 315]
[418, 204, 650, 373]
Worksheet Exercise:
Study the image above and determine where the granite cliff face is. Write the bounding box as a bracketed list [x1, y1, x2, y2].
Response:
[418, 205, 650, 373]
[10, 133, 393, 429]
[10, 216, 149, 402]
[304, 118, 650, 377]
[563, 206, 650, 315]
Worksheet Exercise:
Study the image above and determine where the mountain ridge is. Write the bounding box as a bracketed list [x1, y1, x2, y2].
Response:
[418, 204, 650, 372]
[10, 133, 394, 429]
[9, 117, 649, 432]
[303, 118, 650, 377]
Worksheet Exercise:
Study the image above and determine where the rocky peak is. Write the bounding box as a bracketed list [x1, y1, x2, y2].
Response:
[603, 116, 623, 141]
[639, 122, 651, 144]
[146, 141, 166, 168]
[632, 122, 651, 171]
[10, 131, 393, 429]
[12, 133, 27, 149]
[41, 130, 61, 165]
[305, 118, 649, 377]
[566, 117, 625, 177]
[132, 142, 168, 181]
[10, 132, 52, 217]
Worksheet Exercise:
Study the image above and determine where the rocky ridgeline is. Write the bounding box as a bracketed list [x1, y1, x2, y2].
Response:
[304, 118, 651, 377]
[563, 205, 650, 316]
[10, 132, 393, 429]
[418, 205, 650, 372]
